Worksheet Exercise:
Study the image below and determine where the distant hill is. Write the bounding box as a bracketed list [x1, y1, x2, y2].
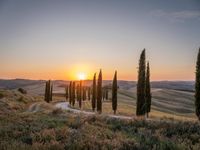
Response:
[0, 79, 45, 89]
[0, 79, 195, 94]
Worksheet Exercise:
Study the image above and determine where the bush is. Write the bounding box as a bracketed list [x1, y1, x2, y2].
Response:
[52, 108, 63, 115]
[17, 96, 27, 104]
[0, 93, 4, 99]
[21, 135, 32, 145]
[18, 88, 27, 94]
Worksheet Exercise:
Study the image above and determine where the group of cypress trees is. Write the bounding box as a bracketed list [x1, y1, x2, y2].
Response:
[102, 88, 109, 100]
[136, 49, 152, 117]
[68, 81, 75, 106]
[43, 48, 200, 120]
[65, 80, 92, 109]
[43, 50, 151, 117]
[44, 80, 53, 103]
[91, 70, 117, 114]
[67, 81, 78, 107]
[91, 70, 103, 113]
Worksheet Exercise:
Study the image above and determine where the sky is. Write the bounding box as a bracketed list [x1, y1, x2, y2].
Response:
[0, 0, 200, 81]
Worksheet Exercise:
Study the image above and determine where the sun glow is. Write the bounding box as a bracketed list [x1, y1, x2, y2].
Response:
[77, 72, 87, 80]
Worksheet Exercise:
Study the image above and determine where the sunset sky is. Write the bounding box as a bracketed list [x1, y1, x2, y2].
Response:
[0, 0, 200, 81]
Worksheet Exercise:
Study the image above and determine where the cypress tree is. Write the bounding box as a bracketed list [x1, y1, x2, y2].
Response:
[136, 49, 146, 116]
[48, 80, 51, 102]
[72, 82, 76, 106]
[84, 88, 87, 100]
[195, 48, 200, 120]
[65, 85, 69, 101]
[44, 80, 51, 103]
[82, 87, 84, 101]
[102, 88, 105, 101]
[79, 80, 82, 109]
[145, 62, 151, 118]
[46, 80, 50, 103]
[112, 71, 118, 114]
[88, 87, 91, 100]
[44, 81, 48, 102]
[92, 73, 96, 111]
[76, 84, 79, 102]
[83, 87, 86, 101]
[106, 89, 109, 100]
[69, 81, 72, 105]
[50, 84, 53, 102]
[97, 69, 102, 113]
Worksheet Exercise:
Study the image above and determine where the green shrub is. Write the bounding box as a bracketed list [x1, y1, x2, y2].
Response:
[21, 135, 32, 145]
[18, 88, 27, 94]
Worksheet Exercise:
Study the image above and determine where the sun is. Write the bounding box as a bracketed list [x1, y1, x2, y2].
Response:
[77, 72, 86, 80]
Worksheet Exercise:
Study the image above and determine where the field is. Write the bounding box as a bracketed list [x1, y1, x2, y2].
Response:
[0, 79, 196, 121]
[0, 80, 199, 149]
[1, 89, 200, 150]
[72, 88, 196, 121]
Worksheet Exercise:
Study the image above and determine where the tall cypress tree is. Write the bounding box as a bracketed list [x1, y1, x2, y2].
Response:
[136, 49, 146, 116]
[50, 84, 53, 102]
[97, 69, 102, 113]
[112, 71, 118, 114]
[72, 82, 76, 106]
[88, 87, 91, 101]
[44, 80, 51, 103]
[145, 62, 151, 118]
[65, 85, 69, 101]
[69, 81, 72, 105]
[195, 48, 200, 120]
[79, 80, 82, 109]
[106, 89, 109, 100]
[76, 84, 79, 102]
[47, 80, 50, 103]
[45, 81, 48, 102]
[92, 73, 96, 111]
[82, 87, 84, 101]
[83, 87, 86, 101]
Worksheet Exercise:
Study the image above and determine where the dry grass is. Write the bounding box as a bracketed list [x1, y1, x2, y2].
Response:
[0, 110, 200, 150]
[0, 89, 200, 149]
[0, 89, 42, 115]
[70, 89, 196, 121]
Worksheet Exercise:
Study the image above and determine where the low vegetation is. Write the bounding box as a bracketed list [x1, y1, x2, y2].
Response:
[0, 108, 200, 150]
[0, 89, 200, 149]
[0, 89, 41, 115]
[18, 88, 27, 94]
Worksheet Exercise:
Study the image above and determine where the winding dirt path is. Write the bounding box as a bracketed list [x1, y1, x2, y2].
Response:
[28, 101, 181, 123]
[55, 102, 133, 120]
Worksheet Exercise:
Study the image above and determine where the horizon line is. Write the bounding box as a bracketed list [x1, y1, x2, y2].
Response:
[0, 78, 195, 82]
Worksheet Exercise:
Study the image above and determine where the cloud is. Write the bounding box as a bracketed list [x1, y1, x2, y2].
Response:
[151, 10, 200, 22]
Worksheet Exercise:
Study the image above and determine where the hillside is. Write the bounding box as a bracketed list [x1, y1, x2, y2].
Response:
[0, 89, 200, 150]
[0, 79, 196, 120]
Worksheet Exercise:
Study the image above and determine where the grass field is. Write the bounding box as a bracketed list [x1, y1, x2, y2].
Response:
[71, 88, 196, 121]
[1, 88, 200, 149]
